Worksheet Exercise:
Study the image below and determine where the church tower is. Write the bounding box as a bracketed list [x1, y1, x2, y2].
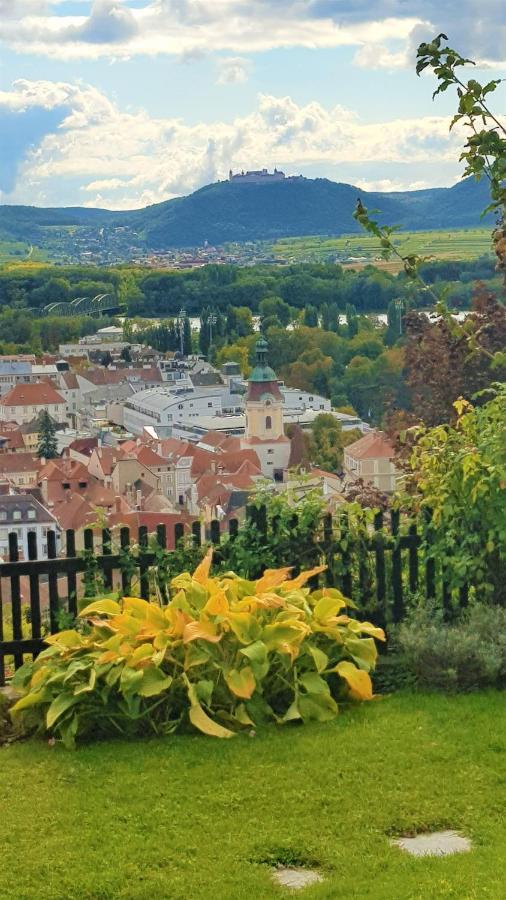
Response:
[242, 338, 290, 479]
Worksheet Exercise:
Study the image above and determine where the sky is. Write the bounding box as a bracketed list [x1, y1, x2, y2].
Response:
[0, 0, 505, 210]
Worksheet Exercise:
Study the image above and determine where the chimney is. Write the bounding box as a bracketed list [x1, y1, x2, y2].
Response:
[115, 496, 122, 513]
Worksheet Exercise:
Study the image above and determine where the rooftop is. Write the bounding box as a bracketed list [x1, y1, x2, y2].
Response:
[0, 383, 65, 407]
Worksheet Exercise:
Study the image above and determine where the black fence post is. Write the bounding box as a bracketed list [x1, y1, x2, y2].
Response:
[340, 511, 352, 599]
[138, 526, 149, 600]
[423, 508, 436, 600]
[66, 529, 77, 618]
[8, 532, 22, 669]
[373, 511, 386, 629]
[391, 509, 404, 624]
[47, 530, 59, 634]
[408, 522, 418, 595]
[27, 531, 41, 653]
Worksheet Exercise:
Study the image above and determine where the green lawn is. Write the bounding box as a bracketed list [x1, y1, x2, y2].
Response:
[1, 692, 504, 900]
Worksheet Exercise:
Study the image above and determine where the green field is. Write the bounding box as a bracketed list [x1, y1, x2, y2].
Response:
[0, 241, 48, 264]
[267, 228, 493, 269]
[1, 691, 505, 899]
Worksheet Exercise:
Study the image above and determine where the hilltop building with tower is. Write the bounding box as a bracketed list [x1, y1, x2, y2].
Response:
[228, 167, 286, 184]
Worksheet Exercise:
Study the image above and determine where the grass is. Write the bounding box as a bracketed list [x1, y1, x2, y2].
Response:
[0, 240, 49, 263]
[1, 691, 505, 900]
[267, 228, 493, 270]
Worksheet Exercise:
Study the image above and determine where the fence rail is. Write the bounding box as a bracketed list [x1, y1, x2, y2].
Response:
[0, 507, 464, 685]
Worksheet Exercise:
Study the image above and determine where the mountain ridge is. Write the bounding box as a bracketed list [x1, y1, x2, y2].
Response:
[0, 175, 492, 250]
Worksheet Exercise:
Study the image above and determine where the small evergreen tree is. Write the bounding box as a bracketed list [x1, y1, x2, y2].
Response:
[37, 410, 58, 460]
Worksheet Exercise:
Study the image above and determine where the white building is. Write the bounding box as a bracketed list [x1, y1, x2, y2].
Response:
[0, 493, 61, 560]
[0, 383, 68, 426]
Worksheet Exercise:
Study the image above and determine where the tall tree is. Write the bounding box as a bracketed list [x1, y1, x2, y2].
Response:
[182, 316, 193, 356]
[37, 410, 58, 460]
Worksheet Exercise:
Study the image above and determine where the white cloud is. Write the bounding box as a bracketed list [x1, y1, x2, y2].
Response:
[216, 56, 251, 84]
[0, 1, 504, 67]
[355, 178, 432, 192]
[0, 77, 478, 209]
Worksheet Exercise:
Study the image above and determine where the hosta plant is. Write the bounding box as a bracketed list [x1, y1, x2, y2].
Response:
[11, 552, 385, 748]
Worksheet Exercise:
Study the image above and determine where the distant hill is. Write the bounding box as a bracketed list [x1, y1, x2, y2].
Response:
[0, 175, 493, 250]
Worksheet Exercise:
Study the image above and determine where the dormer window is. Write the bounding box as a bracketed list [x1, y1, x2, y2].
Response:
[63, 482, 70, 490]
[27, 509, 36, 520]
[13, 510, 22, 520]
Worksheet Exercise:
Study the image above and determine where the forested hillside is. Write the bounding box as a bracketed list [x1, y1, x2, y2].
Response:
[0, 175, 493, 250]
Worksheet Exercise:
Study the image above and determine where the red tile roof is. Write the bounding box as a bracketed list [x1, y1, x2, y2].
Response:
[81, 367, 162, 387]
[0, 382, 65, 407]
[68, 437, 98, 457]
[344, 431, 395, 461]
[0, 452, 41, 474]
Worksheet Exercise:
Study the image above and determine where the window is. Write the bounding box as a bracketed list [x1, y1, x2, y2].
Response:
[0, 511, 6, 521]
[63, 482, 70, 490]
[27, 509, 36, 520]
[320, 404, 324, 410]
[13, 510, 21, 521]
[0, 529, 6, 539]
[265, 415, 272, 430]
[208, 402, 213, 408]
[178, 495, 184, 505]
[267, 449, 274, 454]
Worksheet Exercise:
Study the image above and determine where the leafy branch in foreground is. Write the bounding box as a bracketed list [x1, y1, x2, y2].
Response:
[354, 36, 505, 293]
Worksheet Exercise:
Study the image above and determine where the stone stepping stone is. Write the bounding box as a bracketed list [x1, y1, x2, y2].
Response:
[271, 867, 323, 890]
[391, 830, 471, 857]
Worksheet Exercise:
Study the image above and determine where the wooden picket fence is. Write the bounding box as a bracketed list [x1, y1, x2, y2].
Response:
[0, 507, 466, 685]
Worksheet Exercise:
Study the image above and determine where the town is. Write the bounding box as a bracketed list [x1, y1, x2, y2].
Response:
[0, 323, 396, 560]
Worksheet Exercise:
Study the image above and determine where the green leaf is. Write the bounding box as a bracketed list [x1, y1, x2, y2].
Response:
[298, 692, 338, 723]
[120, 666, 144, 696]
[46, 693, 79, 729]
[195, 679, 214, 706]
[307, 645, 328, 673]
[138, 667, 173, 698]
[299, 672, 330, 695]
[344, 637, 378, 671]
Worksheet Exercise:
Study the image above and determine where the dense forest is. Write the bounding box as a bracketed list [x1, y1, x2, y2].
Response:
[0, 256, 498, 319]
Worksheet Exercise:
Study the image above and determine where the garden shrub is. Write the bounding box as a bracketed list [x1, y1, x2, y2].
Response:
[398, 604, 506, 691]
[10, 551, 385, 748]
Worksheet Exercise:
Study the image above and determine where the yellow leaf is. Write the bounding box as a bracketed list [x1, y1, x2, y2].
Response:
[192, 547, 213, 584]
[235, 703, 255, 726]
[227, 611, 262, 644]
[128, 643, 154, 666]
[335, 660, 373, 700]
[313, 593, 347, 621]
[225, 666, 256, 699]
[255, 567, 292, 592]
[283, 565, 327, 590]
[183, 618, 222, 644]
[203, 589, 229, 616]
[189, 703, 234, 738]
[122, 596, 150, 617]
[347, 620, 386, 642]
[97, 649, 120, 664]
[79, 598, 122, 618]
[44, 630, 83, 649]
